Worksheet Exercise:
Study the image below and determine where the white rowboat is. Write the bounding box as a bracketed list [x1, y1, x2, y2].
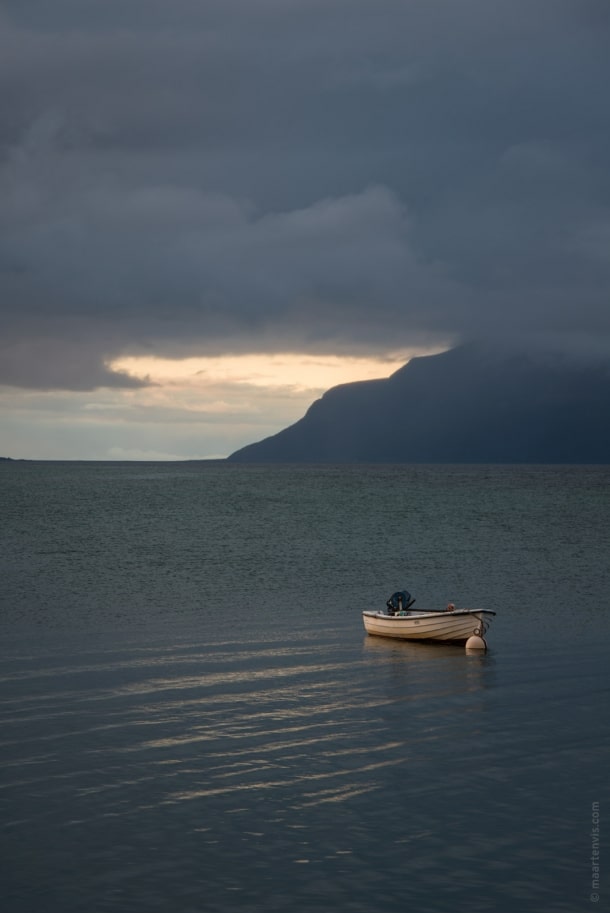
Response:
[362, 607, 496, 644]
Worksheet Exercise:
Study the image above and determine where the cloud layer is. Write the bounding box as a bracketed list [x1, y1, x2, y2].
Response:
[2, 0, 610, 390]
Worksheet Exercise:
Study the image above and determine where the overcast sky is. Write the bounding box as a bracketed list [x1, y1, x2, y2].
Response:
[1, 0, 609, 459]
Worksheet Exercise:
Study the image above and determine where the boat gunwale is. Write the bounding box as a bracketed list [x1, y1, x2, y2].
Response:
[362, 608, 496, 620]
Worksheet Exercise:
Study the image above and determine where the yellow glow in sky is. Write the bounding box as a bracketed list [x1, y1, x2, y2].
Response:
[110, 350, 432, 392]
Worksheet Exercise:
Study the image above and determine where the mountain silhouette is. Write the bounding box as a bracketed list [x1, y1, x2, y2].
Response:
[227, 344, 610, 463]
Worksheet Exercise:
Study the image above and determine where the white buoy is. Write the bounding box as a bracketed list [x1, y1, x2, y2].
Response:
[465, 634, 487, 651]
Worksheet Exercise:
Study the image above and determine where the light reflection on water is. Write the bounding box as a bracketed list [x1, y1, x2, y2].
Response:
[2, 625, 606, 913]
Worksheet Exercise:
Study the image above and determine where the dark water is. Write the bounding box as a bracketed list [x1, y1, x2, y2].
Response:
[1, 462, 608, 912]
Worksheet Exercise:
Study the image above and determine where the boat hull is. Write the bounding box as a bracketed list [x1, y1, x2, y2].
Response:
[362, 609, 495, 643]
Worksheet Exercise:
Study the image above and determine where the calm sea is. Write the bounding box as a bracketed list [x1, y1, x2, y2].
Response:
[1, 462, 608, 912]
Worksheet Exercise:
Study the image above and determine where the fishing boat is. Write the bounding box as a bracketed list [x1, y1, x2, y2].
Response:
[362, 590, 495, 647]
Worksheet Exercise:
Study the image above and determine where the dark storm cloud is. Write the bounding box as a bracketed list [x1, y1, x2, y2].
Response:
[1, 0, 609, 389]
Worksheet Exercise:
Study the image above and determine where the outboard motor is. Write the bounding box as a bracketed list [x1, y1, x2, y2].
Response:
[386, 590, 415, 615]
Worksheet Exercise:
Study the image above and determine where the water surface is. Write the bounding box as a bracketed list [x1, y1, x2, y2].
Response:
[1, 462, 608, 911]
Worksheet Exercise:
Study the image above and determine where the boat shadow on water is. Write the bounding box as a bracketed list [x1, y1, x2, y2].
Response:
[361, 634, 496, 662]
[361, 634, 497, 698]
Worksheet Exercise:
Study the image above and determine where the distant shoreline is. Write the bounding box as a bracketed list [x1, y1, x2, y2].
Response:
[1, 457, 610, 466]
